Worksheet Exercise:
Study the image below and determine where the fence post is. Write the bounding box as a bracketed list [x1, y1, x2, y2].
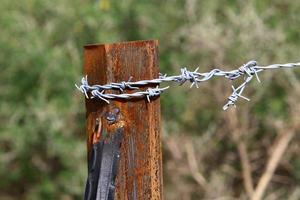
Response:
[83, 40, 163, 199]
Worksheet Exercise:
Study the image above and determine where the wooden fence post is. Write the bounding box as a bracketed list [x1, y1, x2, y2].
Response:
[83, 40, 163, 199]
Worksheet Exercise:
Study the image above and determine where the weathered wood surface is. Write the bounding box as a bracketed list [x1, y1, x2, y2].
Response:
[84, 40, 163, 199]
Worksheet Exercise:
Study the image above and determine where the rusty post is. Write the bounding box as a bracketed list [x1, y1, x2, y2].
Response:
[83, 40, 163, 199]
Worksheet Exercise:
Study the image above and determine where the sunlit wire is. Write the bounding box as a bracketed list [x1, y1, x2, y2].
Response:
[76, 61, 300, 110]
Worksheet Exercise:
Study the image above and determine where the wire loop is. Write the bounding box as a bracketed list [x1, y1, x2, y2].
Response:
[75, 61, 300, 110]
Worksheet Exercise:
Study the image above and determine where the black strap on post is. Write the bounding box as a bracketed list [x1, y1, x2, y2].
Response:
[84, 128, 123, 200]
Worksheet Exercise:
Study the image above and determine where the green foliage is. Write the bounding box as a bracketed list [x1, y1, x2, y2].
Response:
[0, 0, 300, 199]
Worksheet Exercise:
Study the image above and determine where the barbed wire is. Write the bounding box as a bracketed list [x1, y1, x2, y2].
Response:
[75, 60, 300, 110]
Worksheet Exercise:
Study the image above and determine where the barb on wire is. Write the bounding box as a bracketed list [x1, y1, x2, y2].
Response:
[75, 60, 300, 110]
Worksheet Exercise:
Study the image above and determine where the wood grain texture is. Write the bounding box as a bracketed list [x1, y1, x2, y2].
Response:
[83, 40, 163, 199]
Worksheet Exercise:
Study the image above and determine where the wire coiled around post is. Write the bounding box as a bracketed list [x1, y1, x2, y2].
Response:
[76, 60, 300, 110]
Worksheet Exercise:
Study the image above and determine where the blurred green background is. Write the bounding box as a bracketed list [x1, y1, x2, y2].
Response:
[1, 0, 300, 199]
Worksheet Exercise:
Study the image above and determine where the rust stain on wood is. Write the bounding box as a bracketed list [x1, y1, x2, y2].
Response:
[84, 40, 163, 199]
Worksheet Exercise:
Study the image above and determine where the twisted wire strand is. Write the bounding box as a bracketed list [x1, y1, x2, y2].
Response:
[75, 61, 300, 110]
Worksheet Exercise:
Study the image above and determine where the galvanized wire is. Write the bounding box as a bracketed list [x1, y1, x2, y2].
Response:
[75, 60, 300, 110]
